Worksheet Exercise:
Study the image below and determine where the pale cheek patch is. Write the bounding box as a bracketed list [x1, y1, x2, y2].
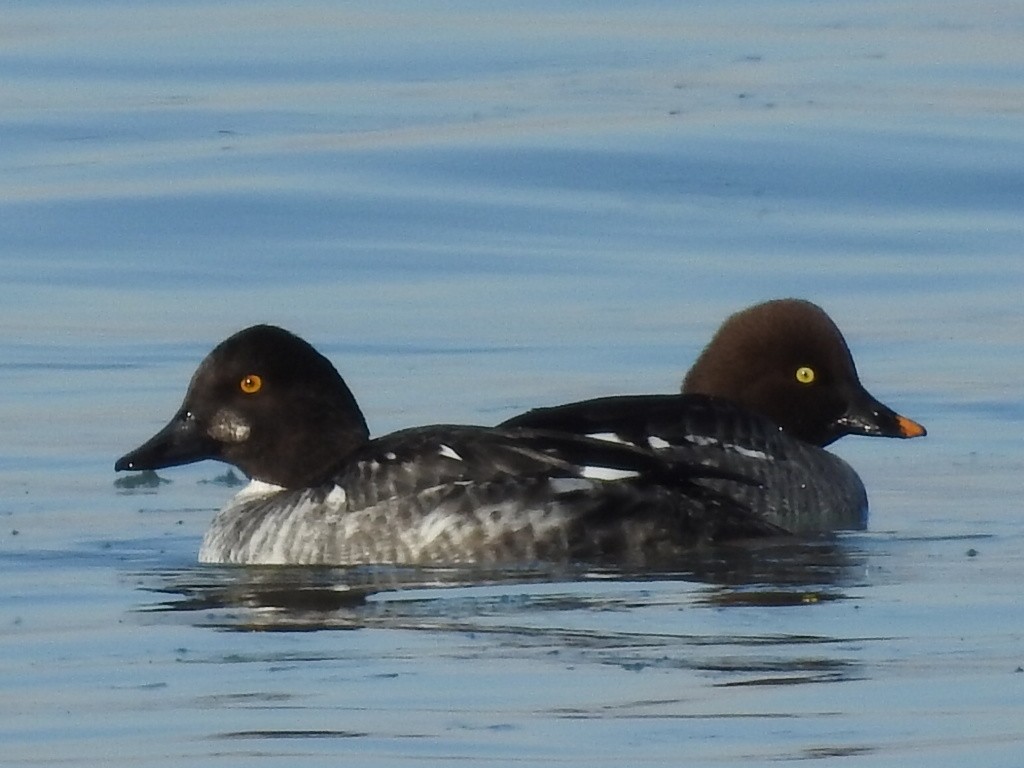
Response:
[208, 408, 251, 443]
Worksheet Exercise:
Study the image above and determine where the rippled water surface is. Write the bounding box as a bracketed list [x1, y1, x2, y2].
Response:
[2, 2, 1023, 765]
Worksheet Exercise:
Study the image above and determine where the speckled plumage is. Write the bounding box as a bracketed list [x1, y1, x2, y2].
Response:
[502, 299, 924, 534]
[195, 423, 775, 565]
[117, 325, 778, 566]
[504, 394, 867, 534]
[199, 474, 749, 566]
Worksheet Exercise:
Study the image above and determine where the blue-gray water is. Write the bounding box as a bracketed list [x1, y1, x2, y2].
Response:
[2, 2, 1022, 765]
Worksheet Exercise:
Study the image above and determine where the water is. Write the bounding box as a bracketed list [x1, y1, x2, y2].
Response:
[2, 1, 1023, 765]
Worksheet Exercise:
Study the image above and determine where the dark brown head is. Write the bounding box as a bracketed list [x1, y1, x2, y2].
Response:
[115, 325, 371, 487]
[682, 299, 926, 446]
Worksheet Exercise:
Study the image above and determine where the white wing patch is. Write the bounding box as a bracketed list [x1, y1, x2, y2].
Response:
[579, 465, 640, 481]
[647, 435, 672, 450]
[683, 434, 721, 448]
[731, 445, 770, 460]
[438, 444, 463, 461]
[684, 434, 770, 461]
[585, 431, 633, 446]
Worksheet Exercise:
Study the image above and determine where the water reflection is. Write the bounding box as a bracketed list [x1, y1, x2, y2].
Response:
[131, 541, 872, 694]
[137, 537, 867, 631]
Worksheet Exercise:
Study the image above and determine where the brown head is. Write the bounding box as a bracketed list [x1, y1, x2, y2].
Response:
[682, 299, 926, 446]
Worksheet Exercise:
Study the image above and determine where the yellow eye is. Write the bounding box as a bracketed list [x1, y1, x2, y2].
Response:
[795, 366, 815, 385]
[240, 374, 262, 394]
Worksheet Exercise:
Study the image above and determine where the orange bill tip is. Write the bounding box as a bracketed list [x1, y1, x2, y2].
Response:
[897, 414, 927, 439]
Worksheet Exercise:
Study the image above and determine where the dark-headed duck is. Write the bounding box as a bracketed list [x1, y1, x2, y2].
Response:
[116, 325, 779, 565]
[502, 299, 925, 534]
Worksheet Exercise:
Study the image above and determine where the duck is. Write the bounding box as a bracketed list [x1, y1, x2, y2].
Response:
[501, 299, 926, 534]
[115, 324, 782, 566]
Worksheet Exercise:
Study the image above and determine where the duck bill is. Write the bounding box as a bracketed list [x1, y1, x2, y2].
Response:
[833, 394, 927, 441]
[115, 409, 219, 472]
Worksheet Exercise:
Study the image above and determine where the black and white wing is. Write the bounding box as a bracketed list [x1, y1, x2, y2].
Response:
[503, 394, 867, 534]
